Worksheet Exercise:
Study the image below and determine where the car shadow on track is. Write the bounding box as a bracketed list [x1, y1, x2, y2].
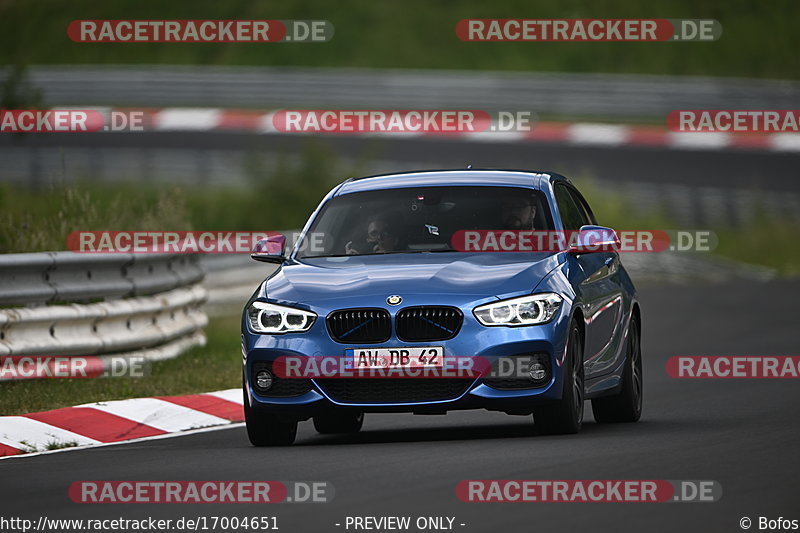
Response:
[291, 418, 664, 447]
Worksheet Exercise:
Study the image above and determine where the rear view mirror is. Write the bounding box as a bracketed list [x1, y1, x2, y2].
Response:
[568, 225, 620, 254]
[251, 234, 286, 263]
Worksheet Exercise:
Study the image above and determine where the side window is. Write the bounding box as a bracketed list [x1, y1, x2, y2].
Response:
[567, 187, 597, 226]
[554, 184, 584, 230]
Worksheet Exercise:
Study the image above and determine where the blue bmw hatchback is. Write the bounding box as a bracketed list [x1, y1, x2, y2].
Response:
[242, 170, 642, 445]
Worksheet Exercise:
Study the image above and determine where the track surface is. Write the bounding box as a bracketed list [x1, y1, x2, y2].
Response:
[1, 279, 798, 532]
[4, 131, 800, 192]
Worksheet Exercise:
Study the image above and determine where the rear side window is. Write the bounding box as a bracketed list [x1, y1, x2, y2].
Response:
[554, 184, 586, 230]
[567, 187, 598, 226]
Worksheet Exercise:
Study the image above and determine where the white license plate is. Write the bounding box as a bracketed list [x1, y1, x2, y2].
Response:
[345, 346, 444, 370]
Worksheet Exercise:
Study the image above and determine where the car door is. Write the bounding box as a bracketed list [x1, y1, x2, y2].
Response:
[555, 184, 625, 379]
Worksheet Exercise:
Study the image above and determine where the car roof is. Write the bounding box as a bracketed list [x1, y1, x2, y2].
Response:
[335, 169, 567, 195]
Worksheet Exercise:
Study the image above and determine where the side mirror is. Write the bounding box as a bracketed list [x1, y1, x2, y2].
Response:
[568, 225, 620, 254]
[251, 234, 286, 263]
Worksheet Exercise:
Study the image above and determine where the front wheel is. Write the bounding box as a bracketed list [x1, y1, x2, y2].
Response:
[591, 315, 643, 423]
[534, 321, 584, 435]
[243, 377, 298, 446]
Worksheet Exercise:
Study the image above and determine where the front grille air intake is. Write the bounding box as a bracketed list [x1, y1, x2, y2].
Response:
[395, 306, 463, 342]
[327, 308, 392, 343]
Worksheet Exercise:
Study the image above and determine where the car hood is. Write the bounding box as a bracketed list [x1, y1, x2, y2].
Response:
[260, 252, 564, 306]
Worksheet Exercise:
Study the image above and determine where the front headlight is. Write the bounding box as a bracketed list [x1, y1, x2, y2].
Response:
[247, 301, 316, 334]
[473, 293, 562, 326]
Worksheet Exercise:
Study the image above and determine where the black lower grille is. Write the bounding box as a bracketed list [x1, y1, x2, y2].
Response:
[252, 361, 312, 397]
[327, 308, 392, 343]
[315, 378, 474, 404]
[396, 306, 463, 341]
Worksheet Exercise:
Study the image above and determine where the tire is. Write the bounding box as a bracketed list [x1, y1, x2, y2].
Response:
[313, 411, 364, 434]
[592, 315, 643, 423]
[243, 376, 298, 446]
[534, 321, 584, 435]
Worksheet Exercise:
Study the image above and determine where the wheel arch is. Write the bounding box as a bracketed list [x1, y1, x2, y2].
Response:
[570, 305, 586, 350]
[631, 301, 641, 335]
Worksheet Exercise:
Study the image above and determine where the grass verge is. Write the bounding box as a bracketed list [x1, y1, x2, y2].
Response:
[573, 177, 799, 276]
[0, 142, 354, 253]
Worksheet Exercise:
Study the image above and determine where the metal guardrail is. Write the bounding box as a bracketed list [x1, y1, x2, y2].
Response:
[0, 285, 207, 357]
[4, 65, 799, 119]
[199, 254, 274, 316]
[0, 253, 207, 377]
[0, 252, 203, 307]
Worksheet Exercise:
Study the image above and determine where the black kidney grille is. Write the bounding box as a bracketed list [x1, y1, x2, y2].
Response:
[395, 306, 463, 341]
[315, 378, 474, 404]
[327, 308, 392, 343]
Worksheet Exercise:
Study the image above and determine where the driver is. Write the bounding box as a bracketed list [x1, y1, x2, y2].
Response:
[501, 197, 537, 230]
[345, 217, 400, 254]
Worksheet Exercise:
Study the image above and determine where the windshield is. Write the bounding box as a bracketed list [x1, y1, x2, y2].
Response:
[297, 185, 553, 258]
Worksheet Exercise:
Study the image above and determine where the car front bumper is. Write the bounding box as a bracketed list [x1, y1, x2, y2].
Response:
[242, 299, 574, 417]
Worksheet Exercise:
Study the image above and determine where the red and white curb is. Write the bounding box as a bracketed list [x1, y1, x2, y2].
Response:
[0, 389, 243, 458]
[103, 107, 800, 152]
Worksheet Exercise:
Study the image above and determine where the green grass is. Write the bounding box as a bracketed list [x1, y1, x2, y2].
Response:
[571, 177, 675, 231]
[0, 183, 191, 253]
[1, 0, 798, 80]
[0, 142, 356, 253]
[574, 176, 799, 276]
[714, 222, 799, 277]
[0, 315, 242, 416]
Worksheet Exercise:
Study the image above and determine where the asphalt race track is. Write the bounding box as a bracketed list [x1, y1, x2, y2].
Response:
[1, 279, 797, 533]
[4, 131, 800, 192]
